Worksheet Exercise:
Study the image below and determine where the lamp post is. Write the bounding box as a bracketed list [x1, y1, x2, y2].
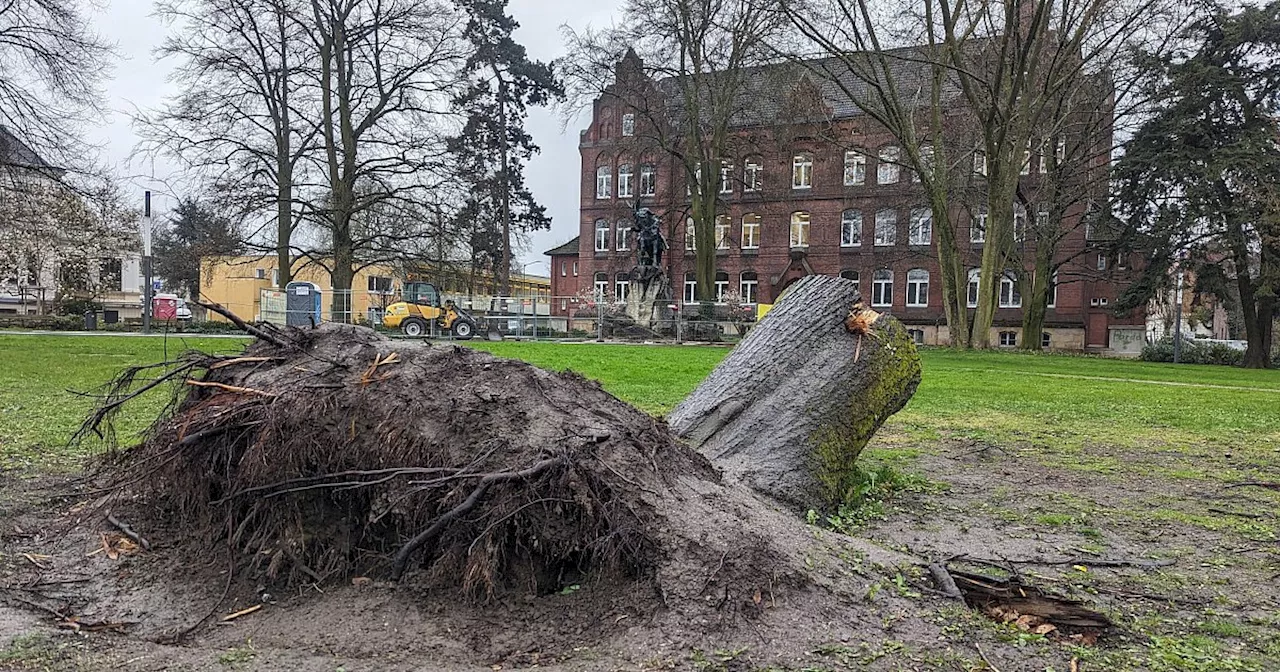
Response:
[141, 191, 153, 334]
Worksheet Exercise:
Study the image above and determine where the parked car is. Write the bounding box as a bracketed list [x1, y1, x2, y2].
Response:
[176, 298, 192, 321]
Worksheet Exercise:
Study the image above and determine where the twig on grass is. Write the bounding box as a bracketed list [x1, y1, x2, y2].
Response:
[1224, 481, 1280, 492]
[975, 643, 1001, 672]
[106, 513, 152, 551]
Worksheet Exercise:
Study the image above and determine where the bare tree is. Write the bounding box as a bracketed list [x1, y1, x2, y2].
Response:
[138, 0, 317, 288]
[562, 0, 787, 303]
[0, 0, 112, 171]
[301, 0, 468, 318]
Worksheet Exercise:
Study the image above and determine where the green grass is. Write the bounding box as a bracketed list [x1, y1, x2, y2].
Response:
[0, 334, 249, 470]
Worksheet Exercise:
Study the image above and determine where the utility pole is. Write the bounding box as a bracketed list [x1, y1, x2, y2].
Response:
[142, 191, 154, 334]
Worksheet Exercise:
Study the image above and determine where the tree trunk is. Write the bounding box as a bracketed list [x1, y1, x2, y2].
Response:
[496, 71, 512, 297]
[668, 275, 921, 509]
[1019, 250, 1052, 351]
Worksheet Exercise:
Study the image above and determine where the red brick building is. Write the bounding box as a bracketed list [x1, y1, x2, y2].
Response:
[545, 52, 1146, 352]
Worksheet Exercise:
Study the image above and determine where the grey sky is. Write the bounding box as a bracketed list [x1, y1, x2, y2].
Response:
[83, 0, 623, 276]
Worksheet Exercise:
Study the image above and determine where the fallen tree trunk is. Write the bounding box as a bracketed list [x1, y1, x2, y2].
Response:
[668, 275, 921, 508]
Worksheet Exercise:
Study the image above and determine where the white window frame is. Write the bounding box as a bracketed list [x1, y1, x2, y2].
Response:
[622, 113, 635, 136]
[790, 211, 811, 248]
[906, 269, 929, 307]
[792, 153, 813, 189]
[974, 149, 987, 176]
[914, 146, 933, 183]
[999, 271, 1022, 308]
[744, 159, 762, 192]
[596, 166, 612, 199]
[594, 220, 609, 252]
[271, 268, 280, 287]
[714, 272, 729, 302]
[874, 209, 897, 247]
[617, 163, 634, 198]
[841, 210, 862, 247]
[877, 146, 900, 184]
[1021, 141, 1032, 175]
[715, 215, 731, 250]
[967, 268, 980, 308]
[593, 273, 609, 300]
[615, 222, 629, 251]
[909, 208, 932, 246]
[999, 331, 1017, 347]
[740, 272, 758, 303]
[639, 164, 656, 196]
[872, 269, 893, 307]
[1014, 203, 1027, 243]
[560, 261, 567, 277]
[615, 275, 629, 302]
[1048, 272, 1058, 308]
[971, 210, 987, 243]
[685, 218, 696, 251]
[741, 214, 761, 250]
[843, 151, 865, 186]
[1097, 253, 1107, 271]
[840, 270, 860, 291]
[683, 274, 696, 304]
[572, 260, 578, 276]
[719, 161, 733, 194]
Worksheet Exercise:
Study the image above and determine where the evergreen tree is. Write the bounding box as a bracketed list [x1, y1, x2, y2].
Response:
[448, 0, 563, 296]
[1115, 0, 1280, 368]
[153, 199, 242, 299]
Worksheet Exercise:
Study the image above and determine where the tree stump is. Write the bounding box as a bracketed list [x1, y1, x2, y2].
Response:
[668, 275, 921, 508]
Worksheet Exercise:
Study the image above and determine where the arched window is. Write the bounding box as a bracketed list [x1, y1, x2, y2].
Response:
[741, 213, 761, 249]
[874, 209, 897, 246]
[841, 209, 862, 247]
[999, 270, 1022, 308]
[594, 219, 610, 252]
[1048, 271, 1059, 308]
[967, 268, 980, 307]
[744, 156, 764, 192]
[683, 271, 697, 304]
[906, 269, 929, 307]
[877, 146, 900, 184]
[792, 153, 813, 189]
[740, 271, 758, 303]
[596, 164, 612, 199]
[789, 211, 810, 248]
[715, 215, 731, 249]
[999, 330, 1018, 347]
[615, 272, 630, 303]
[872, 269, 893, 307]
[617, 163, 634, 198]
[685, 217, 696, 251]
[839, 269, 860, 295]
[1013, 203, 1027, 242]
[593, 272, 609, 299]
[714, 271, 730, 301]
[639, 164, 657, 196]
[615, 220, 629, 251]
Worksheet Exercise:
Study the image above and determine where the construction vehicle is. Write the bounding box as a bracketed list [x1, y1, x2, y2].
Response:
[381, 281, 478, 339]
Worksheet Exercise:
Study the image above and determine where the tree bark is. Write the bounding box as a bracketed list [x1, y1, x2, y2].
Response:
[668, 275, 922, 508]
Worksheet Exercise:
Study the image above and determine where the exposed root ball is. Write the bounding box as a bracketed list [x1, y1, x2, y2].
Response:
[91, 324, 716, 596]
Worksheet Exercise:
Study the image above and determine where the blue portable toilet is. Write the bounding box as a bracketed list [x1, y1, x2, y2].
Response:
[285, 281, 322, 326]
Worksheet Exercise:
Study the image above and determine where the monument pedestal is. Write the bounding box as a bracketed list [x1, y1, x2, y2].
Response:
[625, 265, 674, 334]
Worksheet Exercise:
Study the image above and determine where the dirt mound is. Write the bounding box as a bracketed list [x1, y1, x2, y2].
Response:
[81, 323, 843, 612]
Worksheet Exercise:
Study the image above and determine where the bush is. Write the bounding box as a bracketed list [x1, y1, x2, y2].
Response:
[1140, 337, 1244, 367]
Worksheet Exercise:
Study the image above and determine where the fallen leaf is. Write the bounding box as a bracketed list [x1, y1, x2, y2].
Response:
[1032, 623, 1057, 635]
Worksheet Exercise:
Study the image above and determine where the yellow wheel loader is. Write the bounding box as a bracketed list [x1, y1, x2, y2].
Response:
[382, 282, 478, 339]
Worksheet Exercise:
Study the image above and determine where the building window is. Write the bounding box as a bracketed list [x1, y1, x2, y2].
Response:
[872, 269, 893, 307]
[906, 269, 929, 307]
[744, 158, 763, 192]
[572, 260, 578, 276]
[1014, 203, 1027, 243]
[639, 164, 656, 196]
[560, 299, 568, 311]
[1021, 141, 1032, 175]
[255, 268, 266, 279]
[971, 209, 987, 243]
[999, 271, 1022, 308]
[1048, 272, 1058, 308]
[367, 275, 392, 293]
[596, 165, 612, 199]
[594, 219, 610, 252]
[790, 211, 811, 248]
[715, 215, 731, 250]
[719, 160, 733, 194]
[874, 209, 896, 246]
[877, 146, 900, 184]
[622, 113, 635, 136]
[974, 148, 987, 176]
[1037, 209, 1051, 233]
[686, 218, 696, 251]
[909, 208, 932, 246]
[843, 151, 865, 186]
[915, 145, 934, 183]
[616, 222, 630, 251]
[1042, 331, 1051, 348]
[967, 268, 980, 308]
[99, 258, 123, 291]
[740, 271, 758, 303]
[999, 331, 1017, 347]
[907, 328, 925, 345]
[1097, 253, 1107, 271]
[741, 214, 761, 250]
[271, 268, 279, 287]
[792, 153, 813, 189]
[1117, 252, 1128, 270]
[594, 272, 609, 299]
[714, 271, 729, 301]
[686, 162, 701, 196]
[841, 209, 862, 247]
[683, 272, 697, 304]
[839, 269, 860, 291]
[617, 163, 633, 198]
[560, 261, 567, 277]
[615, 273, 629, 302]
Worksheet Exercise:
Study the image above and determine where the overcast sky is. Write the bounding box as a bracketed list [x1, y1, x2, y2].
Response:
[83, 0, 623, 277]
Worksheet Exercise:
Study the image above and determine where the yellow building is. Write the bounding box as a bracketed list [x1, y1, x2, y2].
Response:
[199, 255, 550, 324]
